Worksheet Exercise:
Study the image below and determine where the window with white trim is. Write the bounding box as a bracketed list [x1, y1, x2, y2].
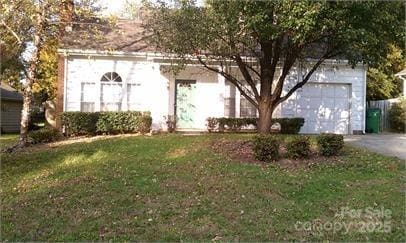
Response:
[81, 82, 96, 112]
[240, 95, 257, 118]
[100, 72, 123, 111]
[224, 81, 236, 117]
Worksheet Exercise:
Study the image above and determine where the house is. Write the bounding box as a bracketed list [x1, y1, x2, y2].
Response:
[1, 83, 23, 133]
[57, 20, 366, 134]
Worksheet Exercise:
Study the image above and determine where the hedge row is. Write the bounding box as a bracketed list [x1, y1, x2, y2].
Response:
[253, 133, 344, 162]
[206, 117, 305, 134]
[61, 111, 152, 136]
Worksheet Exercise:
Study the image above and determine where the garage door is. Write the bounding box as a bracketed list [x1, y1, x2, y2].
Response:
[296, 83, 350, 134]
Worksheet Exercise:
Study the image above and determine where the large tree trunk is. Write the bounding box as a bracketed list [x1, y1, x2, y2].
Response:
[257, 100, 274, 134]
[18, 83, 34, 146]
[15, 6, 48, 148]
[17, 47, 42, 147]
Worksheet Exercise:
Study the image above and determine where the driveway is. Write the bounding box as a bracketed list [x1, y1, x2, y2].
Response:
[345, 134, 406, 160]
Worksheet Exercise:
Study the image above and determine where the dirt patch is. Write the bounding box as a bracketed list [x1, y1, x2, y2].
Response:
[210, 138, 344, 169]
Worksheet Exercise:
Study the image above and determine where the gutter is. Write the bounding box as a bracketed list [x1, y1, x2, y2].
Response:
[57, 48, 360, 67]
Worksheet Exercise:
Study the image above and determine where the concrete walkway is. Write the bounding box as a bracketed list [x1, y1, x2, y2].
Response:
[345, 134, 406, 160]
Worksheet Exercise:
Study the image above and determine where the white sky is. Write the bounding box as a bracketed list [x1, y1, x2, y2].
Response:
[98, 0, 204, 16]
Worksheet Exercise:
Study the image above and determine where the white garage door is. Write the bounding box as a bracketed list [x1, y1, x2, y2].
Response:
[296, 83, 350, 134]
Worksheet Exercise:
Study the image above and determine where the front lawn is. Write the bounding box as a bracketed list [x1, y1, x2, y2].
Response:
[0, 134, 19, 150]
[1, 134, 404, 241]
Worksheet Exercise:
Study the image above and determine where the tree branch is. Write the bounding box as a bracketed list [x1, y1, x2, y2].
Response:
[196, 56, 258, 108]
[276, 51, 341, 106]
[1, 20, 22, 45]
[233, 54, 260, 100]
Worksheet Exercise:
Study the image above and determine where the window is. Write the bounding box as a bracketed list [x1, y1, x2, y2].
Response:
[81, 82, 96, 112]
[224, 81, 236, 117]
[240, 95, 257, 118]
[127, 83, 142, 110]
[101, 72, 122, 82]
[100, 72, 123, 111]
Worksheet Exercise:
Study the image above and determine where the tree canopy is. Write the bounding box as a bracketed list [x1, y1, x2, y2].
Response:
[145, 0, 405, 133]
[1, 0, 105, 148]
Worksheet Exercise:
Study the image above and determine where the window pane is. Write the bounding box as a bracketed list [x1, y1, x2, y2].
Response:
[224, 97, 236, 118]
[101, 83, 122, 111]
[240, 96, 257, 118]
[224, 81, 236, 118]
[81, 102, 95, 112]
[101, 102, 121, 111]
[81, 83, 96, 112]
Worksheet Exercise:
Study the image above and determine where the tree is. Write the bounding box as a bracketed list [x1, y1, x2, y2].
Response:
[145, 0, 404, 133]
[0, 0, 102, 148]
[367, 44, 405, 101]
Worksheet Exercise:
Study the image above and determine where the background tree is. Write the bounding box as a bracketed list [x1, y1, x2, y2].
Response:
[0, 0, 103, 148]
[145, 0, 404, 133]
[367, 44, 405, 101]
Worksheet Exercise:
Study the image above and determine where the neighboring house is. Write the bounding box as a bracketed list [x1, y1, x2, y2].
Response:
[57, 20, 366, 134]
[0, 83, 23, 133]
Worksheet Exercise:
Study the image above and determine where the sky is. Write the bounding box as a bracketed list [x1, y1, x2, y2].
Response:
[98, 0, 204, 16]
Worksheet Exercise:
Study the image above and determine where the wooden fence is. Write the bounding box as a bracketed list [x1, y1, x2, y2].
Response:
[367, 98, 401, 131]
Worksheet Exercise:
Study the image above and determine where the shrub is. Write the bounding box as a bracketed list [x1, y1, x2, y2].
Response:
[286, 136, 311, 159]
[139, 114, 153, 134]
[96, 111, 151, 134]
[61, 111, 152, 136]
[252, 135, 280, 162]
[28, 127, 63, 144]
[205, 117, 303, 133]
[388, 99, 406, 133]
[273, 118, 305, 134]
[61, 112, 99, 136]
[316, 133, 344, 156]
[165, 115, 176, 133]
[206, 117, 218, 132]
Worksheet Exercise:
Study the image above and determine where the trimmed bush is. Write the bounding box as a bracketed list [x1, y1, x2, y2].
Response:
[61, 111, 152, 136]
[286, 136, 311, 159]
[273, 118, 305, 134]
[28, 127, 63, 144]
[388, 99, 406, 133]
[205, 117, 304, 134]
[252, 135, 280, 162]
[139, 115, 153, 134]
[206, 117, 218, 132]
[316, 133, 344, 156]
[61, 112, 99, 136]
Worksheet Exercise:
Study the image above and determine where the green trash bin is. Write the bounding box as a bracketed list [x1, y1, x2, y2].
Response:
[366, 108, 381, 133]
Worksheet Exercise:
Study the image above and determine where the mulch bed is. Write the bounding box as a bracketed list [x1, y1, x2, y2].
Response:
[210, 138, 344, 169]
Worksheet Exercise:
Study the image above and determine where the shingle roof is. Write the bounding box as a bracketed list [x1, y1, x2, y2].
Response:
[61, 19, 156, 52]
[0, 83, 23, 102]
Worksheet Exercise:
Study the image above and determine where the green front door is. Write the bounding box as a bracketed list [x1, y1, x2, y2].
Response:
[175, 80, 196, 129]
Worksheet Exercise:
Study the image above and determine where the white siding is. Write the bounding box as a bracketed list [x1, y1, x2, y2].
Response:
[163, 66, 223, 129]
[64, 54, 366, 133]
[280, 63, 366, 134]
[65, 56, 168, 130]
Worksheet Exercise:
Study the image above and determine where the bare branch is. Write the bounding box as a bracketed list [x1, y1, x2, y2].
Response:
[1, 20, 22, 45]
[233, 54, 260, 100]
[196, 56, 258, 108]
[276, 51, 342, 106]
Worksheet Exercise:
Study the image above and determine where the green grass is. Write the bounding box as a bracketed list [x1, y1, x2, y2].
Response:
[0, 134, 19, 150]
[1, 134, 404, 241]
